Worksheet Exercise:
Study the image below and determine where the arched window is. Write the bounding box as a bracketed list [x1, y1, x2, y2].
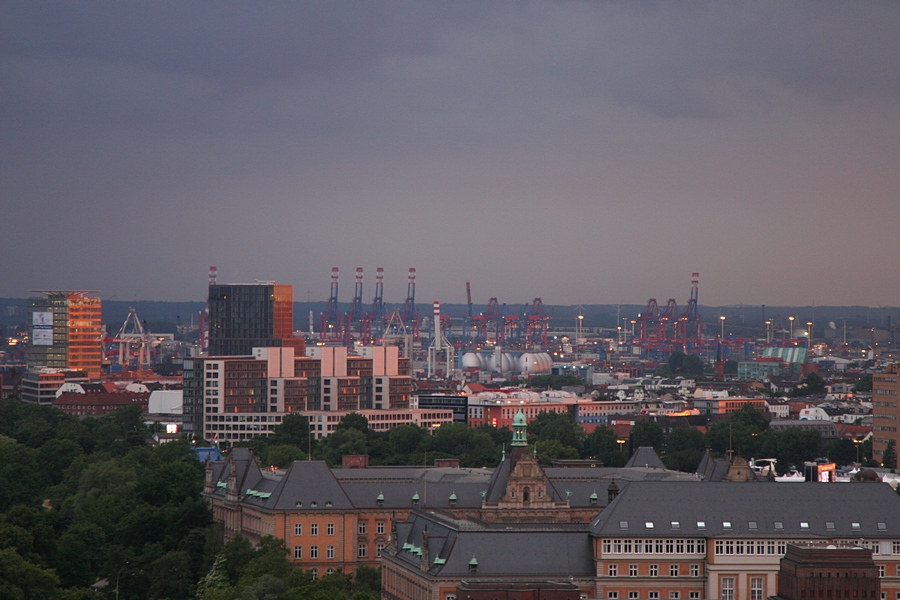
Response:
[523, 487, 530, 502]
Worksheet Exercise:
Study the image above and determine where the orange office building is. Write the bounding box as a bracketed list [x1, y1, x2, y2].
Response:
[28, 291, 103, 379]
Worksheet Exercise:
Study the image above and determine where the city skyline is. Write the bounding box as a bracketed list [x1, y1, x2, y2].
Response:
[2, 3, 898, 306]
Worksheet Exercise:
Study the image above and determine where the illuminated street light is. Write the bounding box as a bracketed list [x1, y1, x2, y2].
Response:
[719, 315, 726, 339]
[788, 316, 795, 339]
[807, 321, 813, 345]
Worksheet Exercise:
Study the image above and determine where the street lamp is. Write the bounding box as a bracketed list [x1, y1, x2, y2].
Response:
[807, 321, 813, 346]
[616, 439, 627, 456]
[719, 315, 726, 339]
[788, 316, 795, 339]
[765, 320, 772, 345]
[853, 439, 862, 465]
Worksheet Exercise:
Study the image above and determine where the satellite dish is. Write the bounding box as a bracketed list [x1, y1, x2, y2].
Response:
[829, 321, 836, 330]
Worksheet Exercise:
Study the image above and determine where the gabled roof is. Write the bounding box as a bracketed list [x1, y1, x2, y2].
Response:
[590, 481, 900, 538]
[624, 446, 666, 469]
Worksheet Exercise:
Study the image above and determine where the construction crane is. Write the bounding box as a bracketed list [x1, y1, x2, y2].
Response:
[342, 267, 365, 346]
[106, 307, 158, 375]
[319, 267, 342, 341]
[675, 272, 702, 340]
[398, 268, 419, 341]
[361, 267, 385, 344]
[524, 298, 550, 350]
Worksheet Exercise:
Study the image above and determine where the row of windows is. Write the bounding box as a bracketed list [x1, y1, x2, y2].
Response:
[608, 564, 701, 577]
[606, 592, 700, 599]
[603, 540, 707, 555]
[294, 522, 385, 536]
[715, 540, 786, 556]
[292, 543, 384, 560]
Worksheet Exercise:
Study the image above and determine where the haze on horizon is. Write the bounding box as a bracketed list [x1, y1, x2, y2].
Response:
[2, 2, 898, 308]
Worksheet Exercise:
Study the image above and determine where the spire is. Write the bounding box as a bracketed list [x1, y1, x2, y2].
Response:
[511, 409, 528, 447]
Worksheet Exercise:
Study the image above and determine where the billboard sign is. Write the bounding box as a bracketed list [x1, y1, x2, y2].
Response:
[32, 311, 54, 346]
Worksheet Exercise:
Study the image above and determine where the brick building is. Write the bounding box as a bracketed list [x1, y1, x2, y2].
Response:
[776, 543, 879, 600]
[873, 363, 900, 464]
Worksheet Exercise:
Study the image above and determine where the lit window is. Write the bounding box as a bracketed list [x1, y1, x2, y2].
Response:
[645, 521, 655, 529]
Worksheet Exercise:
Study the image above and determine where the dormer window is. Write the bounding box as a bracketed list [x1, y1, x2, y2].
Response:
[590, 492, 598, 506]
[376, 492, 384, 507]
[852, 522, 861, 531]
[723, 521, 732, 530]
[749, 521, 758, 530]
[671, 521, 680, 530]
[697, 521, 706, 530]
[619, 521, 629, 530]
[645, 521, 654, 529]
[449, 492, 457, 506]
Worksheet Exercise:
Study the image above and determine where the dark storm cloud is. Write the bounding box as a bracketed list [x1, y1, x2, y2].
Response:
[0, 2, 898, 305]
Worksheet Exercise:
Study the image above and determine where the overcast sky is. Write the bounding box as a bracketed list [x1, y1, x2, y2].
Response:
[2, 2, 898, 307]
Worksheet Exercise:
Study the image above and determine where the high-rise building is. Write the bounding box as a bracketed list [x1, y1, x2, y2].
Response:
[872, 363, 900, 463]
[182, 345, 412, 441]
[28, 291, 102, 379]
[207, 282, 304, 357]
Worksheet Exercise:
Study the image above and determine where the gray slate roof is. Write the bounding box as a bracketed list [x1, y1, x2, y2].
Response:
[206, 450, 698, 512]
[590, 481, 900, 539]
[392, 511, 594, 578]
[624, 446, 667, 469]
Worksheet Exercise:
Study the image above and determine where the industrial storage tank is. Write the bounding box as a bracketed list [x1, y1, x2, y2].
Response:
[518, 352, 553, 374]
[488, 352, 519, 373]
[461, 352, 487, 370]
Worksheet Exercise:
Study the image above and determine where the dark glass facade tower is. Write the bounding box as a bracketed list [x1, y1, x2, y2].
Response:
[207, 283, 300, 356]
